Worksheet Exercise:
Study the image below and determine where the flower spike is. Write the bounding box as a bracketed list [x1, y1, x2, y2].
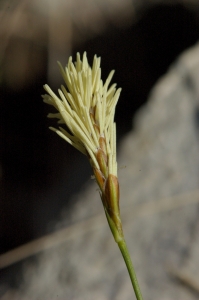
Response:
[42, 52, 123, 240]
[42, 52, 143, 300]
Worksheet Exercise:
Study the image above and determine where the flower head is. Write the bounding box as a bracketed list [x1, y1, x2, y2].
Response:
[43, 52, 123, 241]
[43, 52, 121, 174]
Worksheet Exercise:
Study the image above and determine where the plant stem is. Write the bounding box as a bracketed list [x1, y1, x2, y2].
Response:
[118, 240, 144, 300]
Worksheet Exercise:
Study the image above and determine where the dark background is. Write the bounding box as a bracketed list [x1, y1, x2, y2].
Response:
[1, 3, 199, 289]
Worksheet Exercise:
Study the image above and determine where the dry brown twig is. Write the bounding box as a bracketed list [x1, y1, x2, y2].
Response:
[167, 267, 199, 295]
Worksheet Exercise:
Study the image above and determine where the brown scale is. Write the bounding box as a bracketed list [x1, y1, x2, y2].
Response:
[89, 104, 123, 239]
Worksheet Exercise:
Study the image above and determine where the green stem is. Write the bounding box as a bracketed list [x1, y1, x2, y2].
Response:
[118, 240, 144, 300]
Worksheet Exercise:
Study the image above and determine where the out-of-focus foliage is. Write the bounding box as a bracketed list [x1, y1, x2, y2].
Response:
[0, 0, 134, 90]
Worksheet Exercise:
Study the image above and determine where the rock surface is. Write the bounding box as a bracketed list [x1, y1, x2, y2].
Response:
[1, 37, 199, 300]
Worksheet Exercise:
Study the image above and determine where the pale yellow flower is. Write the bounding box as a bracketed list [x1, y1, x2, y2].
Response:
[43, 52, 123, 241]
[43, 51, 122, 173]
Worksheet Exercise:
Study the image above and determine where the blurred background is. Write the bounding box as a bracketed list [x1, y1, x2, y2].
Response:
[1, 0, 199, 296]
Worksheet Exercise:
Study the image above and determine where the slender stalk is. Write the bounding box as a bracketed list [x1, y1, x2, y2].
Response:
[118, 240, 143, 300]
